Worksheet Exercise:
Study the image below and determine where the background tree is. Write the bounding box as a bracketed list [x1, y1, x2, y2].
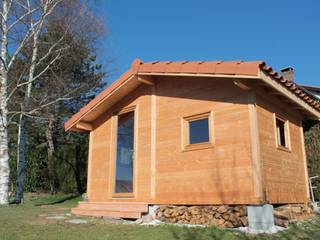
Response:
[1, 0, 107, 204]
[0, 0, 58, 204]
[304, 121, 320, 201]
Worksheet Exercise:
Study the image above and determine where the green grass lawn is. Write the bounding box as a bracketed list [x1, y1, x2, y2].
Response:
[1, 194, 320, 240]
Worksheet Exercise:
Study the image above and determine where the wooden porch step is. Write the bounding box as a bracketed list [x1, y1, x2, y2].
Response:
[71, 208, 142, 219]
[77, 201, 148, 212]
[71, 201, 148, 219]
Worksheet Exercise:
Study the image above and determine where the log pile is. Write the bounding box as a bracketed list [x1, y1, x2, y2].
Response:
[274, 204, 314, 227]
[155, 205, 248, 228]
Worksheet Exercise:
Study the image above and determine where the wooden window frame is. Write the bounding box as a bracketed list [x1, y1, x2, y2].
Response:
[274, 114, 291, 152]
[181, 111, 214, 152]
[111, 105, 137, 198]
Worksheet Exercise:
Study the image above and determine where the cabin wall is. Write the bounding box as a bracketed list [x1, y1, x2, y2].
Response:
[86, 77, 260, 205]
[154, 77, 255, 204]
[256, 93, 309, 204]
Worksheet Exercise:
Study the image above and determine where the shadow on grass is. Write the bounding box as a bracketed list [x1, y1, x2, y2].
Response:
[33, 194, 80, 206]
[168, 226, 251, 240]
[273, 218, 320, 240]
[167, 217, 320, 240]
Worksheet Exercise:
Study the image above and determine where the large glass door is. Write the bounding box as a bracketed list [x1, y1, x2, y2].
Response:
[115, 111, 135, 194]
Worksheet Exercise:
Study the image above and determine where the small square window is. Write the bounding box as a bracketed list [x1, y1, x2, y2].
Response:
[182, 112, 213, 151]
[275, 117, 288, 148]
[189, 118, 209, 144]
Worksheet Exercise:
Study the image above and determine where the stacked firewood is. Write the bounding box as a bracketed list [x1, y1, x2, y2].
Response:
[274, 204, 314, 227]
[155, 205, 248, 228]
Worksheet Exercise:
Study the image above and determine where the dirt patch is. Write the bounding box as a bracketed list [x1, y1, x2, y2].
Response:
[66, 219, 88, 224]
[46, 215, 67, 220]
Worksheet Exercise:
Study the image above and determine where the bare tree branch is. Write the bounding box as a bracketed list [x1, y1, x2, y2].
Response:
[7, 0, 63, 71]
[7, 6, 40, 32]
[8, 111, 51, 120]
[29, 97, 72, 114]
[36, 44, 69, 67]
[7, 27, 33, 70]
[16, 52, 63, 88]
[8, 96, 72, 117]
[14, 0, 29, 11]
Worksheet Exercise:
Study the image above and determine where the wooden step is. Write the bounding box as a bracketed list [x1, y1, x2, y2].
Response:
[71, 201, 149, 219]
[77, 201, 148, 212]
[71, 208, 142, 219]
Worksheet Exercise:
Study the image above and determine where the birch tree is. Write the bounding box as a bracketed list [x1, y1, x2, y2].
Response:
[15, 0, 66, 203]
[10, 0, 104, 203]
[0, 0, 10, 205]
[0, 0, 94, 204]
[0, 0, 44, 204]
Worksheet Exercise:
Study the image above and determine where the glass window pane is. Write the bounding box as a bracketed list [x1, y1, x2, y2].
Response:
[276, 118, 286, 147]
[189, 118, 209, 144]
[115, 111, 134, 193]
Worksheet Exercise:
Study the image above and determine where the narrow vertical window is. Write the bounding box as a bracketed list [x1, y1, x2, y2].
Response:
[115, 111, 135, 193]
[275, 117, 288, 148]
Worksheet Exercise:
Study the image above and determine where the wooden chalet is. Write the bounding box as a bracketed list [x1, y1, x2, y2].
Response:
[64, 59, 320, 218]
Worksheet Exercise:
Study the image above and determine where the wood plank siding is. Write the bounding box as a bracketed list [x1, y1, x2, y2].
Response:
[256, 92, 309, 204]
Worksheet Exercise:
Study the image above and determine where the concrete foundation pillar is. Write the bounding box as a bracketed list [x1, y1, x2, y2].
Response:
[247, 204, 275, 232]
[148, 205, 159, 219]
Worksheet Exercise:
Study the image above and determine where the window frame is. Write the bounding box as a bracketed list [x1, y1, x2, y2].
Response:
[111, 105, 137, 198]
[182, 111, 214, 151]
[274, 114, 291, 152]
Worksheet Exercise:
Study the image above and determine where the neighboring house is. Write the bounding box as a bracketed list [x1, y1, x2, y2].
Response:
[300, 85, 320, 100]
[64, 59, 320, 219]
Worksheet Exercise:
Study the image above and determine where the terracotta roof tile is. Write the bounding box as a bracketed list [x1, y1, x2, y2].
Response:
[152, 61, 172, 73]
[180, 61, 201, 73]
[214, 61, 239, 75]
[138, 63, 153, 72]
[197, 61, 220, 74]
[261, 62, 320, 111]
[235, 61, 262, 76]
[165, 61, 186, 73]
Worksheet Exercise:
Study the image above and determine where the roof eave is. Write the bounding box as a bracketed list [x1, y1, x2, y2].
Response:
[259, 70, 320, 120]
[64, 71, 137, 132]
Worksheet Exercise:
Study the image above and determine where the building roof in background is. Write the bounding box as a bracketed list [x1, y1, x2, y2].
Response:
[299, 85, 320, 100]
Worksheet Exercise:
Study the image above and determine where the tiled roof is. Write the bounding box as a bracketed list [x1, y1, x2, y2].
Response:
[259, 63, 320, 111]
[138, 60, 263, 76]
[64, 59, 320, 131]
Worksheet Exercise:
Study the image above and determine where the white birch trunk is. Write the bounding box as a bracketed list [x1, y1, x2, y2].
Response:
[45, 118, 56, 193]
[0, 0, 10, 205]
[0, 83, 9, 205]
[15, 15, 41, 203]
[15, 112, 26, 203]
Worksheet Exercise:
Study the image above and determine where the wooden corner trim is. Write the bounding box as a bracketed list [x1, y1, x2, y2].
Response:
[248, 92, 263, 199]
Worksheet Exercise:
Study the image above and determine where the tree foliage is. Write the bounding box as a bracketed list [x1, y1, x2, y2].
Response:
[5, 0, 106, 196]
[304, 121, 320, 201]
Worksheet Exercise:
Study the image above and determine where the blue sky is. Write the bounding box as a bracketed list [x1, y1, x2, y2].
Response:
[95, 0, 319, 86]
